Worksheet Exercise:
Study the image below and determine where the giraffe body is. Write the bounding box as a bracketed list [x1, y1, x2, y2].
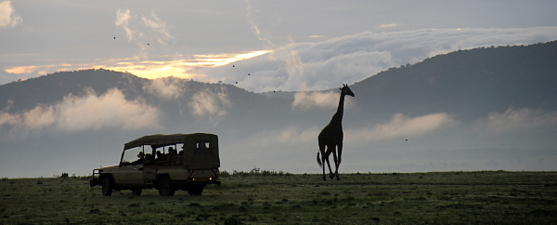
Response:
[317, 84, 354, 181]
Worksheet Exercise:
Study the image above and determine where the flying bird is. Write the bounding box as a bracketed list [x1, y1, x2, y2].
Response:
[113, 37, 116, 39]
[232, 65, 235, 67]
[147, 43, 150, 45]
[248, 73, 250, 76]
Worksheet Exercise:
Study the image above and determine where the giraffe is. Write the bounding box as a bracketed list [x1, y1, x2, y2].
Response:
[317, 84, 355, 181]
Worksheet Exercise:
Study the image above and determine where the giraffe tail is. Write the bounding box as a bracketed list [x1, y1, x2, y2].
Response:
[317, 152, 322, 168]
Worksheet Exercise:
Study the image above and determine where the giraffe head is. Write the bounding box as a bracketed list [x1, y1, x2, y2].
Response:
[340, 84, 355, 97]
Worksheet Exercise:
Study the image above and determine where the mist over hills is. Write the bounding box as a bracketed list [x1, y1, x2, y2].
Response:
[1, 41, 556, 178]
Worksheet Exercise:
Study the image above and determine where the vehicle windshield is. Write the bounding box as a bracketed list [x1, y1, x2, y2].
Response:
[121, 147, 145, 165]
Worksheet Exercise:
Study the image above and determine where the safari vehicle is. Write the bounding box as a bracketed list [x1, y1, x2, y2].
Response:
[90, 133, 220, 196]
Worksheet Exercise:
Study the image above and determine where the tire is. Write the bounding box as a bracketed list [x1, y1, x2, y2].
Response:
[101, 177, 114, 196]
[187, 185, 205, 195]
[158, 177, 175, 196]
[132, 188, 142, 196]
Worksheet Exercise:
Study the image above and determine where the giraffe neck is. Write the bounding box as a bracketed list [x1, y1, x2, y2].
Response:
[331, 93, 346, 125]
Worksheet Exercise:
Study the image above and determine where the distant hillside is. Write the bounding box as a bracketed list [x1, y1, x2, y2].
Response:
[0, 69, 145, 113]
[351, 41, 557, 121]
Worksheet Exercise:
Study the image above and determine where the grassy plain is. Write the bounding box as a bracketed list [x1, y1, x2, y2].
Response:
[1, 171, 557, 224]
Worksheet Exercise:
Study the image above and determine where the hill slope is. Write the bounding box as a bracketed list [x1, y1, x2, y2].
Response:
[351, 41, 557, 121]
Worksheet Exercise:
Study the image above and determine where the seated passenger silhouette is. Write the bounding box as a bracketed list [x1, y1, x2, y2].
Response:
[165, 147, 177, 165]
[144, 153, 154, 165]
[132, 152, 145, 165]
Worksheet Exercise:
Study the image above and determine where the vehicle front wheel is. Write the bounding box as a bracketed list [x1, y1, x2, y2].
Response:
[158, 177, 175, 196]
[101, 177, 114, 196]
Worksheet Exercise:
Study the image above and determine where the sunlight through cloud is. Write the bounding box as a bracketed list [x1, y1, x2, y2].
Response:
[4, 50, 271, 80]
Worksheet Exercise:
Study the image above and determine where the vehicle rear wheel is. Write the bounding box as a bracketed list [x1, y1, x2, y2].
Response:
[101, 177, 114, 196]
[132, 188, 142, 196]
[158, 177, 175, 196]
[187, 185, 205, 195]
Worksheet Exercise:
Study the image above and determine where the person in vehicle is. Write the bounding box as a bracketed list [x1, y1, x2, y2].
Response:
[144, 153, 155, 165]
[156, 151, 164, 161]
[132, 152, 144, 165]
[165, 147, 177, 165]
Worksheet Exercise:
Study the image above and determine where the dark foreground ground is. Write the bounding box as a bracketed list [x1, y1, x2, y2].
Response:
[1, 171, 557, 224]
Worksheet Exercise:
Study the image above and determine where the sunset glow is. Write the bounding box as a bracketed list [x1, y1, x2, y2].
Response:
[4, 50, 271, 80]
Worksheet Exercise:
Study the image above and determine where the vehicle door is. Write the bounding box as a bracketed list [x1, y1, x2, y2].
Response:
[143, 165, 157, 182]
[142, 148, 157, 182]
[116, 147, 145, 185]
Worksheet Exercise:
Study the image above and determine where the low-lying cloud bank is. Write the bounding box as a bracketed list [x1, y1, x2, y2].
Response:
[189, 88, 231, 125]
[476, 108, 557, 135]
[291, 91, 355, 110]
[346, 113, 455, 141]
[143, 76, 185, 100]
[0, 88, 160, 134]
[203, 27, 557, 92]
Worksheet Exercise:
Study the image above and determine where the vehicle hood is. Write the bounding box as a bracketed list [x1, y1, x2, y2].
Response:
[99, 164, 119, 171]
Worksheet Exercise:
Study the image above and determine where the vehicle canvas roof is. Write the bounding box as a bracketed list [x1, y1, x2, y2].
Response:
[124, 133, 220, 169]
[124, 133, 217, 150]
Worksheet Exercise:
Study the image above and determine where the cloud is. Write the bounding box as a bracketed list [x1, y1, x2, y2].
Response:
[143, 76, 185, 99]
[0, 88, 160, 132]
[292, 90, 354, 110]
[4, 65, 40, 74]
[244, 0, 275, 47]
[141, 12, 173, 45]
[201, 27, 557, 92]
[236, 126, 319, 147]
[0, 105, 55, 130]
[477, 108, 557, 135]
[276, 126, 320, 143]
[243, 1, 309, 91]
[346, 113, 455, 141]
[380, 23, 397, 28]
[271, 38, 305, 89]
[0, 1, 22, 28]
[115, 8, 133, 41]
[114, 8, 174, 60]
[3, 50, 270, 81]
[188, 88, 231, 125]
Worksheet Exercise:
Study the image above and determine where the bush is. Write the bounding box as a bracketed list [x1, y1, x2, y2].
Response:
[228, 167, 293, 177]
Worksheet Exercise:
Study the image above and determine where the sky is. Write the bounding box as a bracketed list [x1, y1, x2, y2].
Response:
[1, 0, 557, 92]
[1, 1, 557, 178]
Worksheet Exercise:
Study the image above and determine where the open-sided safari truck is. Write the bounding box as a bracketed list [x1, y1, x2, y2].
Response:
[90, 133, 220, 196]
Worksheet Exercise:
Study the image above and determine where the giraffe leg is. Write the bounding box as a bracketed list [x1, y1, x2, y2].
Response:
[319, 151, 327, 181]
[322, 159, 326, 181]
[318, 143, 327, 181]
[332, 149, 339, 180]
[335, 143, 343, 180]
[325, 157, 334, 180]
[325, 145, 335, 180]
